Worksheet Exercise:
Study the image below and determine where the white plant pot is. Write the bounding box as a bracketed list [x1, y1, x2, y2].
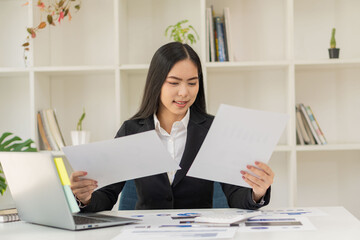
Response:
[71, 131, 90, 146]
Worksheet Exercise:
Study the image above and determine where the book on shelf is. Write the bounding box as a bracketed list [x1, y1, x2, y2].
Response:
[52, 109, 66, 147]
[37, 109, 66, 151]
[296, 117, 304, 145]
[299, 103, 321, 145]
[303, 111, 316, 145]
[206, 7, 215, 62]
[296, 106, 310, 145]
[223, 7, 233, 62]
[296, 104, 327, 145]
[39, 110, 59, 151]
[205, 7, 210, 62]
[37, 112, 52, 150]
[214, 16, 226, 62]
[297, 104, 316, 145]
[0, 208, 19, 223]
[306, 106, 327, 144]
[206, 6, 233, 62]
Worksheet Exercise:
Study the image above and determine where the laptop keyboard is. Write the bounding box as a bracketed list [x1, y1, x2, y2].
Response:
[73, 215, 109, 224]
[73, 213, 136, 225]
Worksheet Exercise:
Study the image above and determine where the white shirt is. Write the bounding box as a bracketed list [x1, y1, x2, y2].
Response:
[154, 110, 190, 185]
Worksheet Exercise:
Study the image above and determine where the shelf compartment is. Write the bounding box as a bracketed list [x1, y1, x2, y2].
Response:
[206, 0, 287, 62]
[34, 71, 117, 146]
[294, 0, 360, 60]
[119, 70, 146, 123]
[118, 0, 202, 65]
[0, 1, 29, 68]
[295, 67, 360, 144]
[0, 75, 31, 139]
[297, 151, 360, 218]
[33, 0, 115, 67]
[206, 68, 289, 144]
[118, 67, 148, 126]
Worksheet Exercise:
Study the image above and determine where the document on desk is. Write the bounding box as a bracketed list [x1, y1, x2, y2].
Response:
[110, 210, 237, 239]
[187, 104, 289, 188]
[239, 216, 316, 232]
[63, 130, 180, 188]
[113, 227, 237, 240]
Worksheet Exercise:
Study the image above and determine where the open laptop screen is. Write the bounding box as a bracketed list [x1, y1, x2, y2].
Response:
[0, 152, 138, 230]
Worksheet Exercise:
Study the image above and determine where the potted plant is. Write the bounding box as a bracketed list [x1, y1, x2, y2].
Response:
[165, 20, 199, 45]
[71, 108, 90, 145]
[0, 132, 37, 195]
[329, 28, 340, 59]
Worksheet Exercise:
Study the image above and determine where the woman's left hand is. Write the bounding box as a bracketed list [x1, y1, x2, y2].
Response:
[240, 161, 274, 202]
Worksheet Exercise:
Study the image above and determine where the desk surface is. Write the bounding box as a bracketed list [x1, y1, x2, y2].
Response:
[2, 207, 360, 240]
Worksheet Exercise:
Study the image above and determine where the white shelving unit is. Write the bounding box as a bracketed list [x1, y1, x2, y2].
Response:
[1, 0, 359, 219]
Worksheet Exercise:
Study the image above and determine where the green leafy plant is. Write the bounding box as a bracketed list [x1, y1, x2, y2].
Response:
[0, 168, 6, 196]
[22, 0, 82, 63]
[76, 108, 86, 131]
[330, 28, 336, 49]
[165, 20, 199, 44]
[0, 132, 37, 195]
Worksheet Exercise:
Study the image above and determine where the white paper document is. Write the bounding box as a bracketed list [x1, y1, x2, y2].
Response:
[109, 210, 236, 239]
[63, 130, 180, 188]
[113, 227, 237, 240]
[187, 104, 289, 188]
[238, 216, 315, 232]
[260, 208, 327, 217]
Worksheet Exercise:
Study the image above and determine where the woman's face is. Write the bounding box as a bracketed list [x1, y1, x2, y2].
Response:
[158, 59, 199, 121]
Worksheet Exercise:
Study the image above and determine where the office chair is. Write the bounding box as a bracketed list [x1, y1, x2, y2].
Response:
[118, 180, 229, 210]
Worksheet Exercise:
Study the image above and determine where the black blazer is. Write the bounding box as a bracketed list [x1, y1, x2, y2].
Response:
[82, 108, 270, 212]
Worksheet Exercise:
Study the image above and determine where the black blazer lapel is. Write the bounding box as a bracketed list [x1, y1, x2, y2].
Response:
[172, 110, 211, 187]
[137, 116, 155, 133]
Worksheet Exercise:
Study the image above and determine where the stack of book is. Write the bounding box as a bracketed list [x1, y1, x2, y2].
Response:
[37, 109, 66, 151]
[206, 6, 233, 62]
[296, 104, 327, 145]
[0, 208, 19, 223]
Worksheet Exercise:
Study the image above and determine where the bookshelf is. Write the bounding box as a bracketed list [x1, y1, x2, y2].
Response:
[1, 0, 360, 219]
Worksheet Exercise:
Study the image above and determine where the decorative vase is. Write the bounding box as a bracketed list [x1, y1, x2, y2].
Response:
[328, 48, 340, 59]
[71, 131, 90, 145]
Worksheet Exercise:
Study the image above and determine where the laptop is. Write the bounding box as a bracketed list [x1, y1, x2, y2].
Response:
[0, 152, 140, 230]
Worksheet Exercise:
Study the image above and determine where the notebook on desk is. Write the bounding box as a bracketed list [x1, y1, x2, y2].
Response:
[0, 152, 139, 230]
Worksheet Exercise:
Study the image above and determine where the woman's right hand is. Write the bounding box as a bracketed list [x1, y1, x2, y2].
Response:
[70, 171, 98, 206]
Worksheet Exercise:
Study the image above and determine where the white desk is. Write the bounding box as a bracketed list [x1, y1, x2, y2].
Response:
[2, 207, 360, 240]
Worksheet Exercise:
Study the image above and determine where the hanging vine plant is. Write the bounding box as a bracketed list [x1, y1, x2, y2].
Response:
[21, 0, 82, 64]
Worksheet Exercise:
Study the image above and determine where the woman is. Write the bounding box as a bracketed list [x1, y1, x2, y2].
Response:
[70, 42, 274, 211]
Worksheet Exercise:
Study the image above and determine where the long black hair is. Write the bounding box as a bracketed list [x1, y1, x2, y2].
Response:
[131, 42, 207, 120]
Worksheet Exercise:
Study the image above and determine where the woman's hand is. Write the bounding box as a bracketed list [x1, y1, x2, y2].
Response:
[240, 161, 274, 202]
[70, 171, 98, 206]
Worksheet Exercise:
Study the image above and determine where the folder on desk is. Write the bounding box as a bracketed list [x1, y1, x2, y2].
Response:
[54, 157, 80, 213]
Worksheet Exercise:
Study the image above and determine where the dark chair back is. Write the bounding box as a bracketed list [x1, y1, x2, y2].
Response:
[118, 180, 229, 210]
